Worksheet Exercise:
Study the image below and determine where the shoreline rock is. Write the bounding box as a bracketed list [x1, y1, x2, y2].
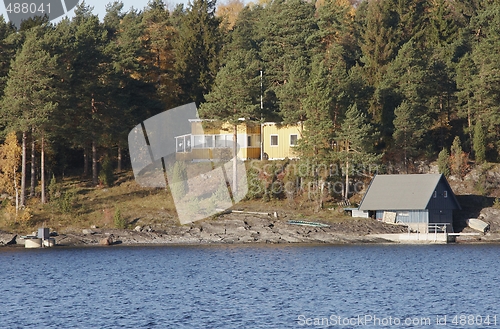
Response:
[0, 232, 17, 246]
[2, 215, 496, 248]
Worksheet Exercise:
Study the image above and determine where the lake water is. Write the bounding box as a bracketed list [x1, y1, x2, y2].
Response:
[1, 244, 499, 328]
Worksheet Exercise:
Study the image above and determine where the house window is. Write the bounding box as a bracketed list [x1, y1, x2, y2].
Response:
[226, 135, 233, 147]
[192, 135, 214, 148]
[290, 134, 298, 146]
[433, 191, 437, 198]
[247, 135, 252, 147]
[176, 137, 184, 153]
[397, 211, 409, 217]
[270, 135, 278, 146]
[205, 135, 214, 148]
[185, 136, 191, 152]
[444, 191, 448, 198]
[215, 135, 226, 148]
[193, 135, 204, 149]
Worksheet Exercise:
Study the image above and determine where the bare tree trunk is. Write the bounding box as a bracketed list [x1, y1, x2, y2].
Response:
[41, 135, 46, 204]
[232, 124, 238, 197]
[30, 128, 36, 197]
[20, 131, 26, 207]
[117, 145, 122, 172]
[83, 145, 89, 177]
[345, 159, 349, 201]
[344, 140, 349, 201]
[92, 141, 98, 186]
[14, 166, 19, 214]
[467, 107, 473, 153]
[404, 128, 408, 174]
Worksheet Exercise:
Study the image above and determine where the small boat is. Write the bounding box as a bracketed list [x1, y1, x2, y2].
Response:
[467, 218, 489, 233]
[287, 220, 330, 228]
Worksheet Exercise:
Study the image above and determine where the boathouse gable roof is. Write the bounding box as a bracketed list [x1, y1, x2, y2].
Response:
[358, 174, 461, 211]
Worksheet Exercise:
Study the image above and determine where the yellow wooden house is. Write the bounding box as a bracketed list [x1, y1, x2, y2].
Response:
[175, 119, 303, 161]
[261, 122, 303, 160]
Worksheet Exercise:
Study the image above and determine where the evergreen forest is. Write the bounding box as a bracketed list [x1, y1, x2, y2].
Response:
[1, 0, 500, 210]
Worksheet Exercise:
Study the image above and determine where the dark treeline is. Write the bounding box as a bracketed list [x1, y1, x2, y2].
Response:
[1, 0, 500, 206]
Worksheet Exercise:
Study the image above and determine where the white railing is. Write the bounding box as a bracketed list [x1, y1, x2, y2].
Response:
[407, 223, 450, 242]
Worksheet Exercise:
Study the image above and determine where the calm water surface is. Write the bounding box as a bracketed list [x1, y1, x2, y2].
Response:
[0, 244, 499, 328]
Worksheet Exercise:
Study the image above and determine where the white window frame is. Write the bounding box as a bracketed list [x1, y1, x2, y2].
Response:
[176, 136, 184, 153]
[444, 191, 448, 198]
[215, 135, 226, 148]
[193, 135, 204, 149]
[270, 134, 278, 147]
[290, 134, 298, 147]
[205, 135, 214, 148]
[433, 191, 437, 198]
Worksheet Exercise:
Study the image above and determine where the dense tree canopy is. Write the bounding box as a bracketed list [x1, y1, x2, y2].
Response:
[1, 0, 500, 203]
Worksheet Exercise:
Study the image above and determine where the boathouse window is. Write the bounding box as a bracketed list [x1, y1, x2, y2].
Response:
[444, 191, 448, 198]
[247, 135, 252, 147]
[433, 191, 437, 198]
[270, 135, 278, 146]
[290, 134, 298, 146]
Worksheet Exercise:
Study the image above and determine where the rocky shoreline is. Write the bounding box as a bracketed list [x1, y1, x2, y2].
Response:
[1, 214, 498, 248]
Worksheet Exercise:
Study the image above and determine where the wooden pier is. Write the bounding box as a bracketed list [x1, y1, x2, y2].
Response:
[371, 224, 480, 244]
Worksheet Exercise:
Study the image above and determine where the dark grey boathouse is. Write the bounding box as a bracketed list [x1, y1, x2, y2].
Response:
[358, 174, 461, 232]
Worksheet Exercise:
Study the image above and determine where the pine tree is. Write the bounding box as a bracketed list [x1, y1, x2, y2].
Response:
[316, 0, 357, 65]
[456, 53, 479, 149]
[1, 27, 58, 205]
[200, 49, 261, 121]
[393, 100, 423, 173]
[103, 1, 125, 33]
[468, 3, 500, 158]
[59, 3, 109, 185]
[426, 49, 456, 149]
[450, 136, 464, 177]
[438, 148, 450, 177]
[359, 0, 401, 86]
[296, 59, 334, 210]
[257, 0, 318, 119]
[228, 4, 261, 52]
[337, 103, 380, 199]
[0, 16, 17, 101]
[141, 0, 179, 108]
[298, 59, 334, 163]
[427, 0, 460, 46]
[200, 49, 261, 192]
[104, 6, 165, 171]
[173, 0, 223, 105]
[277, 57, 310, 124]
